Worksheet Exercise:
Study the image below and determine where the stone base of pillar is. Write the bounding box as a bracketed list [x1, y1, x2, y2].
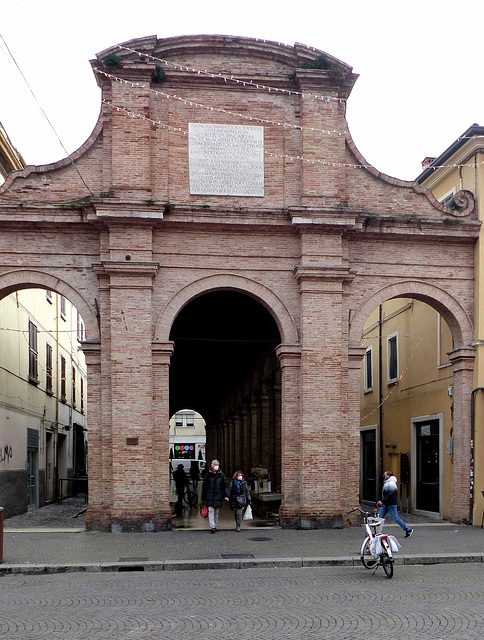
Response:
[153, 508, 173, 531]
[86, 505, 173, 532]
[298, 514, 344, 529]
[111, 518, 155, 533]
[280, 513, 344, 529]
[86, 507, 112, 532]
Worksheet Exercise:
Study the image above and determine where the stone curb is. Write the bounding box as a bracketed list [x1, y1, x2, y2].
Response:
[0, 553, 482, 576]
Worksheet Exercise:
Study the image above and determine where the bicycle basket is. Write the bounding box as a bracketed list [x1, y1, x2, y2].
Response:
[366, 517, 385, 534]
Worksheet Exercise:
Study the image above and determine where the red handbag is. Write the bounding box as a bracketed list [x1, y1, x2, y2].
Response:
[200, 503, 208, 518]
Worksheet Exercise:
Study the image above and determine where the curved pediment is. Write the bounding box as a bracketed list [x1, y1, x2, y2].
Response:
[92, 34, 357, 96]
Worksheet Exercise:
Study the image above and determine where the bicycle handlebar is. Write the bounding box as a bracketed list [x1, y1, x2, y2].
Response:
[347, 505, 379, 517]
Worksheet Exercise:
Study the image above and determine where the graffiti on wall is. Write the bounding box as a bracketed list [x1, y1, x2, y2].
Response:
[0, 445, 13, 464]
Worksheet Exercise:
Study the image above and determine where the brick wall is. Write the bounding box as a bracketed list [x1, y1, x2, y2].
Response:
[0, 35, 479, 529]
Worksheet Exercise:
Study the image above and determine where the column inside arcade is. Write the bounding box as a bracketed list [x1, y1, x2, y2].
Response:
[206, 373, 282, 494]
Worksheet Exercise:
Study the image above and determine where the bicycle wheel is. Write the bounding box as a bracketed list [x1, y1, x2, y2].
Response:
[184, 489, 198, 507]
[360, 536, 378, 569]
[382, 554, 394, 578]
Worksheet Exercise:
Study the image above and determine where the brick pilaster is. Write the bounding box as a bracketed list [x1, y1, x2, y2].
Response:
[94, 259, 159, 532]
[152, 341, 174, 529]
[276, 343, 302, 527]
[449, 347, 476, 522]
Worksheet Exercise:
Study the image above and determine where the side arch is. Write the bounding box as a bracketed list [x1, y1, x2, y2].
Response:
[0, 269, 100, 341]
[154, 274, 299, 344]
[349, 280, 474, 347]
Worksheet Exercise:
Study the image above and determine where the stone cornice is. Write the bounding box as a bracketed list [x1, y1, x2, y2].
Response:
[353, 212, 481, 240]
[92, 261, 160, 278]
[294, 265, 356, 284]
[152, 341, 175, 364]
[448, 346, 476, 372]
[80, 340, 102, 364]
[289, 206, 362, 231]
[275, 343, 302, 365]
[84, 201, 164, 221]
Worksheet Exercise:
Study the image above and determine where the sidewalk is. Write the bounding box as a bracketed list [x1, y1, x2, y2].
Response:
[2, 498, 483, 575]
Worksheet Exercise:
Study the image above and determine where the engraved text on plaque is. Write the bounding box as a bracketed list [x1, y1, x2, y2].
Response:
[189, 123, 264, 196]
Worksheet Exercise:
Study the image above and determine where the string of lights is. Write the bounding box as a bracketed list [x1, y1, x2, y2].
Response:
[117, 44, 348, 103]
[360, 336, 421, 423]
[95, 69, 348, 136]
[103, 100, 363, 167]
[102, 101, 484, 173]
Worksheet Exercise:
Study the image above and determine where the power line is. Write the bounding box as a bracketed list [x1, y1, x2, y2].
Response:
[0, 32, 94, 197]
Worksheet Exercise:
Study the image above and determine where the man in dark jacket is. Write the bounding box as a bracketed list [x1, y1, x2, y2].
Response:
[201, 459, 229, 533]
[378, 470, 413, 537]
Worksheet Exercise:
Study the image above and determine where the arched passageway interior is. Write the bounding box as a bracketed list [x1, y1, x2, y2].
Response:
[169, 291, 282, 489]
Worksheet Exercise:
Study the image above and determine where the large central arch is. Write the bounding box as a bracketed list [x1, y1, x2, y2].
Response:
[154, 274, 299, 345]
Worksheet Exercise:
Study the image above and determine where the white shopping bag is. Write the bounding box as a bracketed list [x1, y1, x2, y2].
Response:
[373, 536, 384, 556]
[388, 535, 401, 552]
[243, 504, 253, 520]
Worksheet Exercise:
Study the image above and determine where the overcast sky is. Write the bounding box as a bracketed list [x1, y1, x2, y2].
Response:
[2, 0, 483, 181]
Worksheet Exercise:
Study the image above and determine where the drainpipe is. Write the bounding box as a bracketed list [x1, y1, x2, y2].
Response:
[54, 295, 60, 502]
[379, 304, 384, 496]
[470, 387, 484, 524]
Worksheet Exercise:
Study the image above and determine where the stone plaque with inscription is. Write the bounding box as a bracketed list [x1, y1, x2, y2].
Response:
[189, 123, 264, 196]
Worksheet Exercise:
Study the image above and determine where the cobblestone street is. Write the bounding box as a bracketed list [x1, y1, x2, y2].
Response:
[3, 497, 87, 530]
[0, 563, 483, 639]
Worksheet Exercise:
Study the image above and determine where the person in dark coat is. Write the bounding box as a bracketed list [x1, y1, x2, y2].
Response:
[173, 464, 188, 517]
[228, 470, 251, 532]
[201, 459, 229, 533]
[190, 460, 200, 489]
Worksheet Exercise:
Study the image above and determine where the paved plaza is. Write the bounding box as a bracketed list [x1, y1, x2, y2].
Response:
[1, 499, 484, 638]
[2, 497, 484, 573]
[0, 563, 483, 639]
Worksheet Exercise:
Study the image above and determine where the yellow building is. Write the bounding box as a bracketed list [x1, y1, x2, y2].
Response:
[0, 289, 87, 516]
[360, 299, 454, 519]
[416, 124, 484, 525]
[0, 121, 24, 183]
[360, 125, 484, 525]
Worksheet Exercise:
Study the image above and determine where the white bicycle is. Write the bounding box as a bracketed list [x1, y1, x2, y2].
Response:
[348, 506, 399, 579]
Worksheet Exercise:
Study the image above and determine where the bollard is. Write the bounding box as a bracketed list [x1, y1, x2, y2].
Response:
[0, 507, 3, 563]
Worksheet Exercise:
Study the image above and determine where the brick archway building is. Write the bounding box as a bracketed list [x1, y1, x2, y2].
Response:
[0, 35, 479, 531]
